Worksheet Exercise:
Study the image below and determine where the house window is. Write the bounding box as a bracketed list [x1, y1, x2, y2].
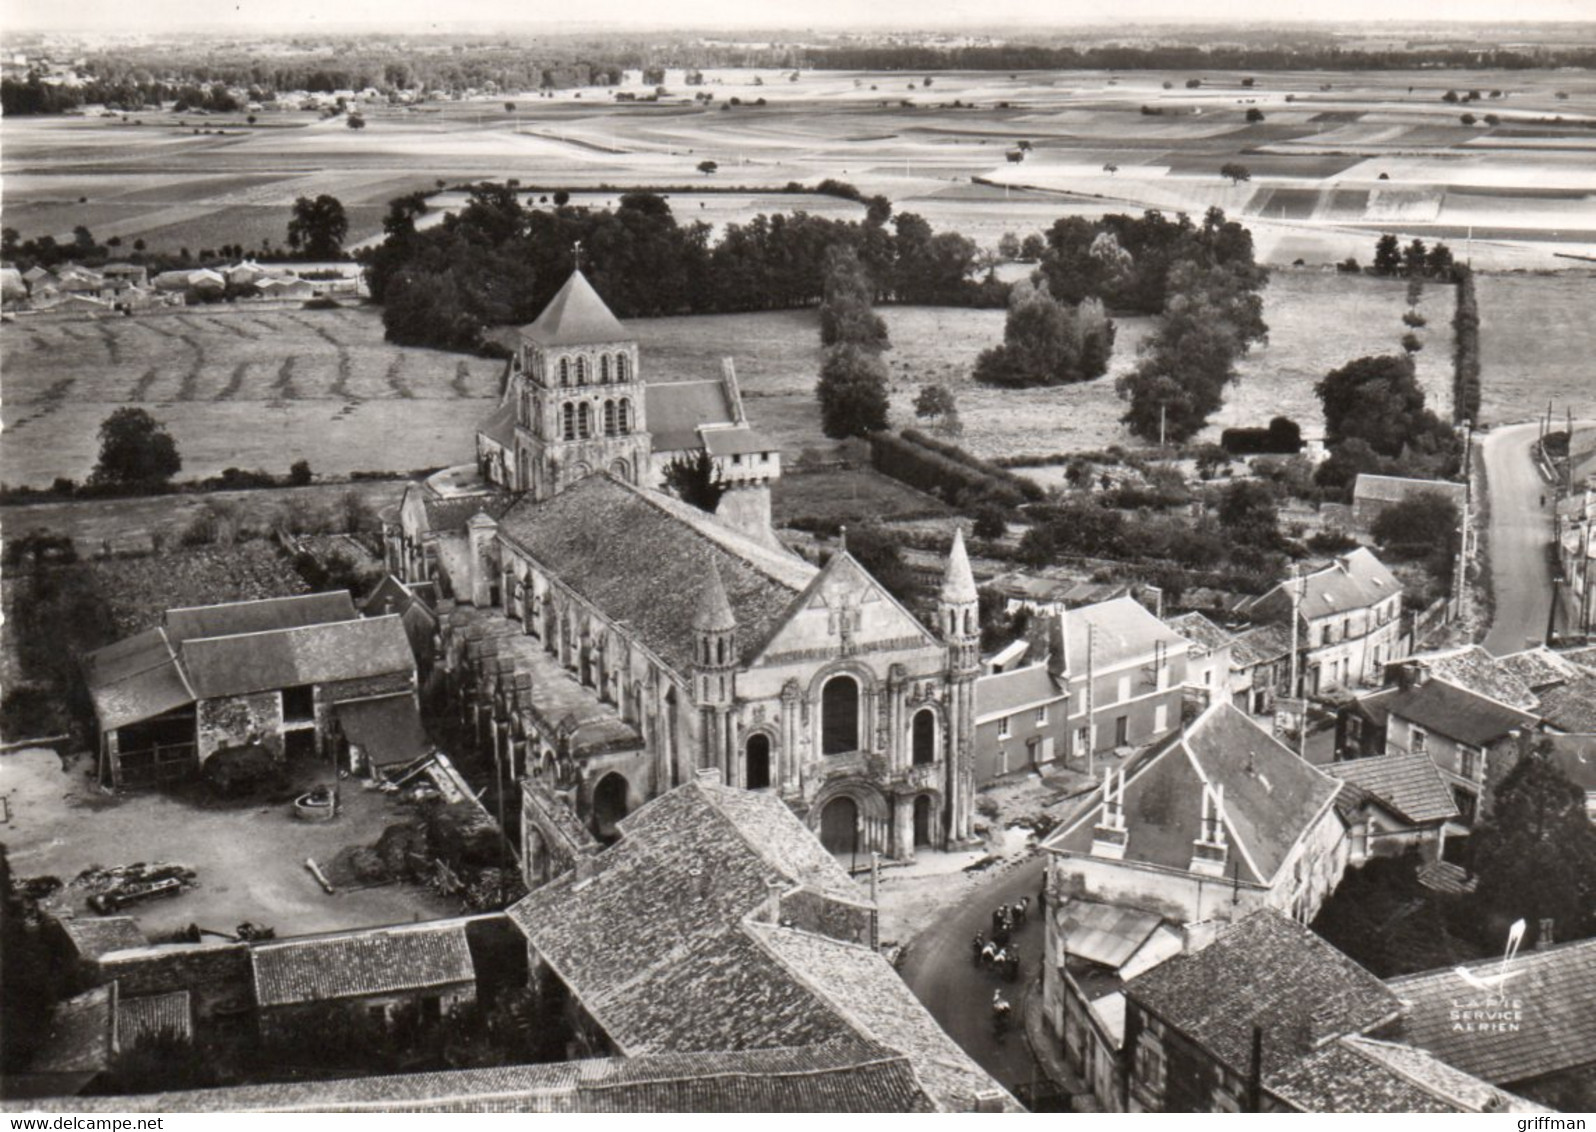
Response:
[1133, 1031, 1167, 1096]
[1116, 675, 1130, 703]
[1035, 705, 1048, 725]
[1411, 727, 1428, 755]
[1076, 726, 1090, 754]
[282, 684, 315, 724]
[997, 715, 1011, 739]
[1343, 616, 1352, 640]
[1460, 746, 1479, 781]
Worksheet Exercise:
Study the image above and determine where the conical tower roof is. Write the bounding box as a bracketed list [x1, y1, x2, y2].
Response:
[693, 562, 738, 633]
[940, 527, 978, 605]
[520, 270, 630, 347]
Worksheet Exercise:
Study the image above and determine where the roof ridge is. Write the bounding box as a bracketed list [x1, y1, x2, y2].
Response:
[165, 591, 348, 617]
[179, 613, 395, 649]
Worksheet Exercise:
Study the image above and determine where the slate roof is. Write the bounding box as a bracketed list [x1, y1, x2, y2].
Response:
[1064, 596, 1186, 672]
[163, 592, 356, 649]
[57, 916, 148, 960]
[1045, 702, 1341, 887]
[1533, 675, 1596, 733]
[645, 380, 733, 452]
[1126, 911, 1401, 1098]
[1399, 646, 1537, 710]
[51, 1039, 936, 1113]
[518, 271, 630, 347]
[82, 627, 193, 732]
[496, 475, 816, 674]
[1387, 937, 1596, 1086]
[1324, 753, 1459, 824]
[1246, 548, 1401, 623]
[1165, 610, 1232, 654]
[702, 427, 776, 457]
[182, 614, 413, 700]
[477, 399, 517, 449]
[251, 921, 476, 1008]
[975, 663, 1065, 723]
[1229, 622, 1294, 669]
[115, 991, 192, 1048]
[1380, 678, 1540, 748]
[420, 491, 514, 535]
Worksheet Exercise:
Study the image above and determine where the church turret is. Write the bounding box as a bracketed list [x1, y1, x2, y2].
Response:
[939, 527, 980, 843]
[693, 564, 738, 781]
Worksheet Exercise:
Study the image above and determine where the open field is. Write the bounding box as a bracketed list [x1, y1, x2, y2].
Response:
[771, 466, 951, 526]
[0, 307, 502, 487]
[1475, 272, 1596, 427]
[5, 67, 1594, 269]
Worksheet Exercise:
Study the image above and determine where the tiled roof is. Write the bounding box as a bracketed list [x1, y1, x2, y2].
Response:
[1064, 596, 1186, 672]
[1045, 703, 1341, 886]
[57, 916, 148, 960]
[1228, 622, 1293, 669]
[1496, 646, 1581, 693]
[251, 921, 476, 1008]
[1416, 860, 1478, 895]
[182, 614, 414, 700]
[1387, 937, 1596, 1086]
[1381, 678, 1539, 748]
[1353, 474, 1468, 508]
[645, 380, 733, 452]
[1401, 646, 1537, 710]
[1325, 753, 1459, 824]
[748, 924, 1022, 1113]
[701, 427, 776, 457]
[115, 991, 192, 1048]
[477, 399, 517, 449]
[519, 271, 630, 347]
[1246, 548, 1401, 622]
[1533, 675, 1596, 733]
[507, 780, 866, 1056]
[496, 475, 815, 674]
[420, 491, 514, 535]
[163, 592, 356, 649]
[82, 627, 193, 731]
[1556, 643, 1596, 675]
[1165, 611, 1232, 653]
[975, 663, 1064, 723]
[1336, 1037, 1547, 1113]
[1126, 911, 1400, 1091]
[52, 1039, 936, 1113]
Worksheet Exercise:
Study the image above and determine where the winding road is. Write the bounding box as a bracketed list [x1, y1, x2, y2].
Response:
[898, 855, 1052, 1102]
[1480, 421, 1558, 655]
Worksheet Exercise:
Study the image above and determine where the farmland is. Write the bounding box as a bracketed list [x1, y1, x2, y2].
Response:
[1475, 271, 1596, 426]
[4, 66, 1595, 270]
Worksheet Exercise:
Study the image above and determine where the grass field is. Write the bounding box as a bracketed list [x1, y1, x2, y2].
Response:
[5, 66, 1594, 269]
[771, 466, 950, 525]
[1475, 271, 1596, 427]
[0, 307, 502, 487]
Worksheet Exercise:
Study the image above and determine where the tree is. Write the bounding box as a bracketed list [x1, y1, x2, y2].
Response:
[91, 407, 181, 487]
[662, 449, 726, 513]
[914, 384, 957, 427]
[997, 232, 1021, 260]
[346, 114, 365, 129]
[1102, 162, 1118, 176]
[1441, 89, 1460, 103]
[1470, 741, 1596, 949]
[817, 344, 890, 439]
[1403, 238, 1429, 278]
[1401, 331, 1423, 355]
[819, 245, 888, 351]
[1371, 491, 1460, 572]
[1219, 162, 1251, 185]
[287, 193, 349, 258]
[1373, 233, 1402, 275]
[1316, 354, 1457, 475]
[973, 278, 1115, 388]
[971, 505, 1008, 540]
[1217, 479, 1278, 542]
[1459, 113, 1477, 126]
[1245, 108, 1265, 123]
[697, 160, 718, 175]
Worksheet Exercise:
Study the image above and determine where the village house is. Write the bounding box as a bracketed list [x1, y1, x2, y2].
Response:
[82, 592, 423, 787]
[1241, 548, 1407, 699]
[1225, 621, 1293, 716]
[1351, 473, 1469, 532]
[387, 271, 985, 861]
[1324, 752, 1460, 862]
[1060, 597, 1189, 759]
[1038, 702, 1349, 1110]
[1119, 910, 1543, 1113]
[1336, 667, 1540, 825]
[507, 772, 1019, 1112]
[250, 921, 477, 1038]
[984, 570, 1132, 620]
[972, 637, 1068, 783]
[1165, 611, 1232, 711]
[1387, 937, 1596, 1112]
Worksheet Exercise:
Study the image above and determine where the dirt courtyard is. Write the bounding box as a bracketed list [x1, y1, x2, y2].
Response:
[1, 747, 456, 939]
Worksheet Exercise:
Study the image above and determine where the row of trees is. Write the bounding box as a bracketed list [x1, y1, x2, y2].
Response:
[815, 246, 891, 439]
[368, 184, 1001, 353]
[1372, 233, 1456, 279]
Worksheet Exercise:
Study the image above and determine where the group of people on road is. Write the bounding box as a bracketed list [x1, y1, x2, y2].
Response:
[973, 896, 1031, 984]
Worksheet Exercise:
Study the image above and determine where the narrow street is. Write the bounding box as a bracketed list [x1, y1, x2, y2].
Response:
[898, 853, 1053, 1105]
[1480, 421, 1557, 655]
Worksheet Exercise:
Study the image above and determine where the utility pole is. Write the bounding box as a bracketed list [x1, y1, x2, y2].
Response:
[1085, 623, 1097, 778]
[1159, 403, 1167, 450]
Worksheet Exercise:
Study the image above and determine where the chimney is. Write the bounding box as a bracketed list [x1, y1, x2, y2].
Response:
[1537, 918, 1555, 950]
[1190, 782, 1228, 877]
[574, 848, 599, 884]
[1047, 613, 1066, 680]
[1091, 768, 1128, 860]
[763, 878, 786, 924]
[972, 1090, 1007, 1113]
[695, 766, 723, 786]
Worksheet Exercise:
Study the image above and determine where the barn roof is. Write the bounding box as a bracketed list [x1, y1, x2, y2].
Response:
[181, 614, 413, 700]
[251, 921, 475, 1008]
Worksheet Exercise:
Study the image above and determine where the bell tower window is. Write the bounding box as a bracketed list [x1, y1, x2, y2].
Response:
[616, 353, 630, 382]
[558, 357, 570, 386]
[600, 355, 611, 383]
[576, 357, 589, 385]
[618, 399, 631, 435]
[604, 400, 618, 436]
[562, 402, 576, 441]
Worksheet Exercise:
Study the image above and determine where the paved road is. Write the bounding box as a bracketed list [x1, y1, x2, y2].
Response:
[1480, 422, 1556, 655]
[899, 854, 1051, 1104]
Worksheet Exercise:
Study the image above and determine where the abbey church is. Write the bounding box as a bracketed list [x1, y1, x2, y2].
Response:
[385, 270, 981, 874]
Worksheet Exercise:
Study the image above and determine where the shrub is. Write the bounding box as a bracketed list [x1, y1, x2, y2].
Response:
[971, 505, 1008, 540]
[288, 459, 313, 486]
[870, 432, 1026, 508]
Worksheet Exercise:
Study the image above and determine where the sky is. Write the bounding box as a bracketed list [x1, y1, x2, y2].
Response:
[5, 0, 1596, 34]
